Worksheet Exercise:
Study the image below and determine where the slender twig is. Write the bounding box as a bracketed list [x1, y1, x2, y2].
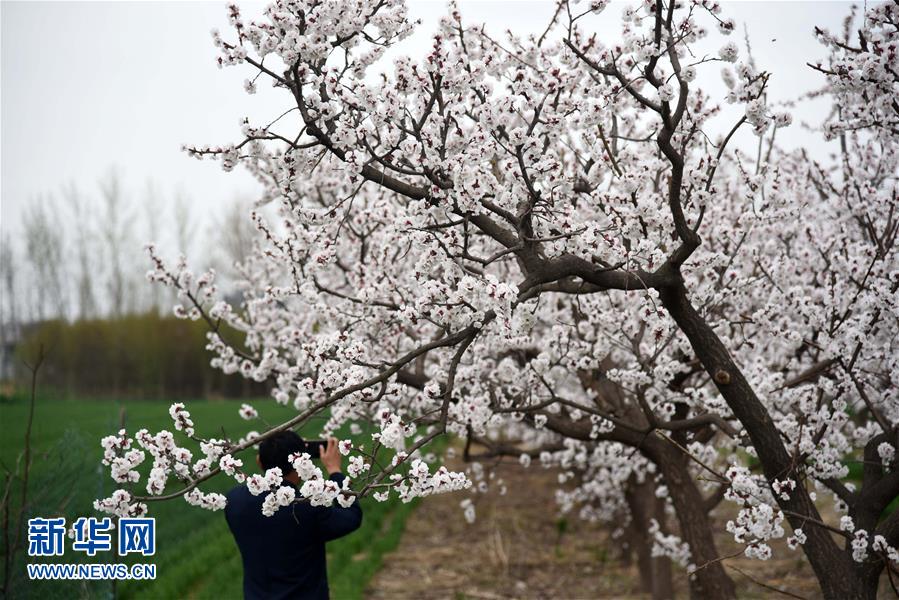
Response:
[727, 564, 808, 600]
[3, 345, 44, 597]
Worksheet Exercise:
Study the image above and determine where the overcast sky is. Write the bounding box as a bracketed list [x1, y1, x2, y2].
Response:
[2, 1, 853, 237]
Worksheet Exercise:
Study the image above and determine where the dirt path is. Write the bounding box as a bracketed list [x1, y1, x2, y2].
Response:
[365, 452, 847, 599]
[366, 455, 664, 599]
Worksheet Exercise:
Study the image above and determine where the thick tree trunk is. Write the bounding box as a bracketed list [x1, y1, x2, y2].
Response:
[657, 279, 866, 598]
[851, 561, 885, 600]
[624, 475, 674, 599]
[647, 439, 737, 600]
[543, 392, 736, 598]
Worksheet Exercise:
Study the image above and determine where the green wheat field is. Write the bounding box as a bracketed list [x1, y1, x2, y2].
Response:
[0, 395, 425, 599]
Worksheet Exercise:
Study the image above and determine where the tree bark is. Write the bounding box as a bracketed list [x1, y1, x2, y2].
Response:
[544, 408, 736, 599]
[657, 279, 864, 598]
[624, 474, 675, 599]
[646, 438, 736, 600]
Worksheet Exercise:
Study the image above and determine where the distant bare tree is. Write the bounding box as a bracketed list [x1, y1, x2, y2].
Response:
[0, 235, 19, 342]
[99, 171, 132, 317]
[215, 197, 255, 282]
[142, 180, 164, 313]
[22, 196, 67, 321]
[173, 188, 196, 259]
[63, 183, 98, 320]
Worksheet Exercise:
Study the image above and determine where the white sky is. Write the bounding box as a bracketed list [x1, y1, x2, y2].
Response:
[1, 1, 853, 237]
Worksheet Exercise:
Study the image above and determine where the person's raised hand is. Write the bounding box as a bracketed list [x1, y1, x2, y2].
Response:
[319, 437, 342, 476]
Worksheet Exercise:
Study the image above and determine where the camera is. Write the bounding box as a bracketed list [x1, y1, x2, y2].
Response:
[300, 440, 327, 457]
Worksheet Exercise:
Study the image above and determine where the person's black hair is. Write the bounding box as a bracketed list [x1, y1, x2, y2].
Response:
[258, 430, 305, 475]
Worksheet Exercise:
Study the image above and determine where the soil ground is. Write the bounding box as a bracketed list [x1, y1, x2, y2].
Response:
[366, 450, 896, 599]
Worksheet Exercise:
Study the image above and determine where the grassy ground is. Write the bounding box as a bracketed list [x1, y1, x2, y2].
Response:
[0, 393, 426, 599]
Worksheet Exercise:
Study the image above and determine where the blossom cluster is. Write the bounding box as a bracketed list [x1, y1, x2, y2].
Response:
[99, 0, 899, 593]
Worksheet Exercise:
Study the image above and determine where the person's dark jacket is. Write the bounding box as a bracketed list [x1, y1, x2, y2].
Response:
[225, 472, 363, 600]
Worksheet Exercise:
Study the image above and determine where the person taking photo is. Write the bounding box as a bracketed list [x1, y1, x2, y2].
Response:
[225, 432, 363, 600]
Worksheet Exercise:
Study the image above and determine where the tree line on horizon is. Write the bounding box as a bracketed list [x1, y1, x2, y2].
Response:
[1, 170, 262, 399]
[10, 312, 267, 400]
